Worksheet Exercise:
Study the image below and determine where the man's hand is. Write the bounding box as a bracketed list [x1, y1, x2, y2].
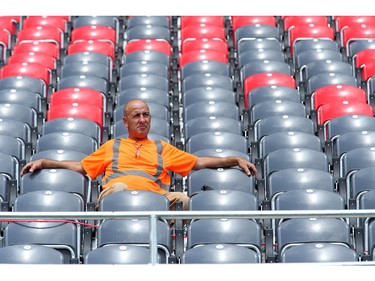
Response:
[237, 158, 258, 178]
[20, 159, 44, 176]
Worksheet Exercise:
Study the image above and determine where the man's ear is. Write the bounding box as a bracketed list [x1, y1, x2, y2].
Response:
[123, 116, 129, 128]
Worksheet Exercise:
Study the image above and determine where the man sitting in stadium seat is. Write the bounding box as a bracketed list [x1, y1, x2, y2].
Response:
[21, 99, 257, 210]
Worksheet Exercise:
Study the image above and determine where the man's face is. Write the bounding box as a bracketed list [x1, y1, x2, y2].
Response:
[123, 102, 151, 140]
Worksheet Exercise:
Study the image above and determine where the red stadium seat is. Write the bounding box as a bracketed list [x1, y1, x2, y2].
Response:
[71, 25, 116, 47]
[22, 16, 69, 33]
[359, 61, 375, 83]
[283, 16, 329, 31]
[353, 48, 375, 69]
[47, 103, 104, 128]
[67, 40, 115, 63]
[17, 26, 64, 49]
[0, 29, 11, 47]
[0, 62, 51, 87]
[49, 87, 105, 111]
[317, 101, 374, 127]
[181, 38, 228, 56]
[311, 84, 368, 121]
[180, 16, 225, 29]
[12, 41, 60, 59]
[335, 16, 375, 32]
[341, 24, 375, 56]
[231, 16, 276, 31]
[243, 72, 296, 109]
[0, 29, 11, 61]
[0, 17, 17, 34]
[125, 39, 171, 56]
[180, 24, 226, 44]
[7, 52, 56, 70]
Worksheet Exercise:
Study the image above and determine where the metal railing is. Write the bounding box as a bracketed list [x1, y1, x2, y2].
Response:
[2, 209, 375, 264]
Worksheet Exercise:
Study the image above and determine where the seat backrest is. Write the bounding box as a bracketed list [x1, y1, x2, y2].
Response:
[0, 103, 38, 130]
[120, 60, 169, 78]
[249, 99, 306, 125]
[84, 244, 158, 264]
[184, 101, 239, 121]
[20, 169, 89, 203]
[5, 190, 84, 262]
[122, 50, 170, 66]
[306, 73, 358, 96]
[258, 131, 322, 160]
[317, 102, 374, 127]
[36, 132, 98, 155]
[187, 168, 256, 196]
[340, 147, 375, 178]
[14, 190, 84, 212]
[311, 84, 367, 113]
[183, 87, 236, 107]
[325, 114, 375, 141]
[187, 218, 262, 256]
[267, 168, 334, 201]
[60, 61, 111, 82]
[0, 134, 25, 164]
[99, 190, 169, 212]
[263, 147, 329, 180]
[295, 49, 342, 71]
[277, 218, 352, 255]
[0, 76, 46, 99]
[238, 49, 286, 68]
[119, 73, 169, 92]
[279, 243, 358, 263]
[304, 60, 353, 82]
[241, 60, 291, 80]
[293, 38, 339, 63]
[0, 244, 65, 264]
[96, 219, 171, 263]
[184, 116, 242, 140]
[274, 188, 345, 211]
[235, 24, 280, 46]
[182, 73, 233, 93]
[42, 117, 102, 144]
[0, 89, 43, 114]
[125, 39, 171, 56]
[189, 189, 258, 211]
[116, 87, 169, 109]
[57, 75, 109, 96]
[348, 167, 375, 205]
[126, 25, 170, 42]
[252, 115, 315, 143]
[247, 85, 300, 109]
[237, 38, 282, 54]
[0, 119, 32, 144]
[186, 131, 247, 154]
[192, 148, 250, 161]
[181, 60, 230, 79]
[30, 149, 87, 161]
[182, 244, 260, 264]
[333, 130, 375, 159]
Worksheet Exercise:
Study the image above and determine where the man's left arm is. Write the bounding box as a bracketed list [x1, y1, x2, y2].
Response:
[193, 156, 258, 177]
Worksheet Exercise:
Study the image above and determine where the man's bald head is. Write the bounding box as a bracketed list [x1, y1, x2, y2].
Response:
[123, 99, 150, 117]
[122, 99, 151, 141]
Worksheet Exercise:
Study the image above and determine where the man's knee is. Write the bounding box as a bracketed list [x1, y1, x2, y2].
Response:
[97, 182, 129, 207]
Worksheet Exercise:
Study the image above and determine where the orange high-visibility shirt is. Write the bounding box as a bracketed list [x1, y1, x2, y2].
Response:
[81, 138, 198, 194]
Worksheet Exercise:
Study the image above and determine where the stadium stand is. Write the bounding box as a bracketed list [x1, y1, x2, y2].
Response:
[1, 15, 375, 267]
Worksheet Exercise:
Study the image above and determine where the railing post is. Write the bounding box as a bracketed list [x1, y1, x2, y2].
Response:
[149, 214, 158, 265]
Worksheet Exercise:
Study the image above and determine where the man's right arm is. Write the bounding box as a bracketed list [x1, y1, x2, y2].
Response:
[20, 159, 86, 176]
